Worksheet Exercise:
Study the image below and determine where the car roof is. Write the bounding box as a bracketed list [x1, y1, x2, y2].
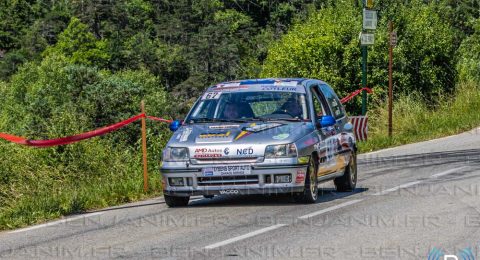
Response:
[206, 78, 327, 93]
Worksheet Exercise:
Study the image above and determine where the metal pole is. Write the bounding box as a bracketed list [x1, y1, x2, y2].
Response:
[388, 21, 393, 137]
[141, 100, 148, 192]
[361, 46, 367, 115]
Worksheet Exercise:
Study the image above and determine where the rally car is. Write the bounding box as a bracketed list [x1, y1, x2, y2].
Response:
[161, 78, 357, 207]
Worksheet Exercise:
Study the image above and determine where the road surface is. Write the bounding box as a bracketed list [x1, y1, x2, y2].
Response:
[1, 127, 480, 259]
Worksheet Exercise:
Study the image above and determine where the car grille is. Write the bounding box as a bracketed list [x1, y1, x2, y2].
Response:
[197, 175, 259, 186]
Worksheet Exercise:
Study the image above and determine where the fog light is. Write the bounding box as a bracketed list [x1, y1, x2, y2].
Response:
[274, 174, 291, 183]
[169, 177, 184, 186]
[295, 170, 306, 183]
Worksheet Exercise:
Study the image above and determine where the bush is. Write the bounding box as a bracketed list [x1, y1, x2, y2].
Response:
[457, 19, 480, 83]
[0, 54, 173, 229]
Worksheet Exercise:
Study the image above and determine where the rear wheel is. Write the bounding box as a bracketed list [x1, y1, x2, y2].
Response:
[294, 156, 318, 203]
[164, 195, 190, 207]
[334, 151, 357, 192]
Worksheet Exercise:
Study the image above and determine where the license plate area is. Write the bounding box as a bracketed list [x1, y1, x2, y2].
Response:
[202, 165, 251, 177]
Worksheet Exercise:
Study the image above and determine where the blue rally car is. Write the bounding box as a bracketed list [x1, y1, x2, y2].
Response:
[161, 78, 357, 207]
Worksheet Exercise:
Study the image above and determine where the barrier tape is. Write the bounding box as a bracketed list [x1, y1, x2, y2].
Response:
[0, 114, 173, 147]
[340, 87, 372, 104]
[147, 116, 172, 123]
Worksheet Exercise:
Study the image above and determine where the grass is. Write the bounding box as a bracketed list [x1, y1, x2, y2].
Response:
[0, 132, 164, 230]
[359, 82, 480, 152]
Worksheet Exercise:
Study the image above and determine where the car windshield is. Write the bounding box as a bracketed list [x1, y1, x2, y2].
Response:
[186, 91, 309, 123]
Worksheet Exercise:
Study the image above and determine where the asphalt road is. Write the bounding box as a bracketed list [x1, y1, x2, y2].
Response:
[2, 127, 480, 259]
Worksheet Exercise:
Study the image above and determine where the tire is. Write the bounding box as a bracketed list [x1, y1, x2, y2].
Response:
[164, 195, 190, 207]
[293, 156, 319, 203]
[334, 151, 357, 192]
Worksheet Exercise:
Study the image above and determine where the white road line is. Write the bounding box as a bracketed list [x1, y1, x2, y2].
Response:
[204, 224, 286, 250]
[8, 212, 104, 234]
[431, 166, 469, 178]
[372, 181, 422, 196]
[298, 199, 363, 219]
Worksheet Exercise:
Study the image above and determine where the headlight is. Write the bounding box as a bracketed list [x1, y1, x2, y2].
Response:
[265, 143, 297, 158]
[163, 147, 189, 161]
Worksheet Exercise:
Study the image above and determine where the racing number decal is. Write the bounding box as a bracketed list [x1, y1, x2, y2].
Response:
[202, 92, 221, 100]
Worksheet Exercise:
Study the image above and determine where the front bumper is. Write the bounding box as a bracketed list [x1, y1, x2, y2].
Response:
[161, 164, 308, 197]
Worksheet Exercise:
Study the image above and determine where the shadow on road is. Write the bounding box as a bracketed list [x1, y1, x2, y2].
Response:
[188, 187, 369, 208]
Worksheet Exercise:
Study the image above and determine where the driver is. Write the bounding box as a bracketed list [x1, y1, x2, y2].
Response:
[222, 102, 240, 119]
[281, 99, 302, 118]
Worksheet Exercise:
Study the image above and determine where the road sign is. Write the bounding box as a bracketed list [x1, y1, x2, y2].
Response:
[363, 9, 377, 30]
[360, 32, 375, 45]
[390, 31, 397, 47]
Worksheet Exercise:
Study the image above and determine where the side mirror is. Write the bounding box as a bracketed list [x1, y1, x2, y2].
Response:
[318, 115, 336, 128]
[169, 120, 182, 132]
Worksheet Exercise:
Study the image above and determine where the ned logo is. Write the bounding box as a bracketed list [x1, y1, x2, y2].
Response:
[428, 247, 475, 260]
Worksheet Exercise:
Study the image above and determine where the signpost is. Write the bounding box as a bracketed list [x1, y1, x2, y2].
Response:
[360, 0, 377, 115]
[388, 21, 396, 137]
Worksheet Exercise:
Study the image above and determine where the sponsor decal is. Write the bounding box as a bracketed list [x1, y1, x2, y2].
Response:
[203, 171, 214, 176]
[212, 82, 247, 91]
[198, 131, 231, 138]
[245, 123, 282, 133]
[272, 133, 289, 140]
[295, 170, 306, 183]
[178, 127, 192, 142]
[234, 130, 252, 141]
[219, 189, 239, 194]
[260, 86, 298, 92]
[236, 147, 254, 156]
[224, 147, 230, 155]
[203, 165, 251, 176]
[234, 123, 283, 141]
[193, 148, 223, 158]
[209, 125, 240, 130]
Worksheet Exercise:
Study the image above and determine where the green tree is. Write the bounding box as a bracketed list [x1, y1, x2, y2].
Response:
[43, 17, 110, 67]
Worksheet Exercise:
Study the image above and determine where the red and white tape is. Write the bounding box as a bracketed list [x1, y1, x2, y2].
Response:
[0, 114, 172, 147]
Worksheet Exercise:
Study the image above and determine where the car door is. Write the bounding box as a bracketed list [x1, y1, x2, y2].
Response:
[319, 84, 350, 170]
[310, 85, 341, 176]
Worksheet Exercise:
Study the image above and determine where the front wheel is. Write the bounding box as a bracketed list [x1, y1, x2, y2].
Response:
[164, 195, 190, 207]
[334, 151, 357, 192]
[293, 156, 318, 203]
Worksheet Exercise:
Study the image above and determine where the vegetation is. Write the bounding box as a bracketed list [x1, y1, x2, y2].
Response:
[0, 0, 479, 229]
[359, 82, 480, 152]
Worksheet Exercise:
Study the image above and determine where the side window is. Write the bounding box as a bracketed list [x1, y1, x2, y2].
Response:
[310, 86, 328, 119]
[321, 85, 345, 119]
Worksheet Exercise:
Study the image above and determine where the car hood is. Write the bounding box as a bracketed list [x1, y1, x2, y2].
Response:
[167, 121, 314, 159]
[169, 121, 314, 145]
